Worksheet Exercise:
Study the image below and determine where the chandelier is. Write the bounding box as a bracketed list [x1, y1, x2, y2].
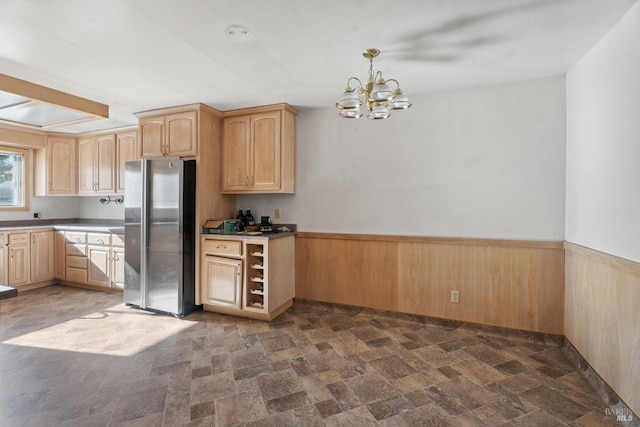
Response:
[335, 48, 411, 119]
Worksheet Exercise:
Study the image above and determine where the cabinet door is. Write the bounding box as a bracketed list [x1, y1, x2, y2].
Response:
[54, 231, 65, 279]
[139, 116, 165, 158]
[111, 247, 125, 289]
[166, 111, 198, 157]
[221, 115, 251, 192]
[78, 137, 96, 194]
[251, 111, 281, 191]
[95, 134, 116, 193]
[116, 131, 138, 193]
[0, 233, 7, 285]
[87, 245, 110, 287]
[203, 255, 243, 309]
[31, 231, 54, 282]
[8, 244, 30, 286]
[47, 136, 77, 194]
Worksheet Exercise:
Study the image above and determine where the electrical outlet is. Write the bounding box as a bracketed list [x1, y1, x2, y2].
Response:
[274, 208, 281, 219]
[33, 212, 41, 219]
[450, 290, 460, 304]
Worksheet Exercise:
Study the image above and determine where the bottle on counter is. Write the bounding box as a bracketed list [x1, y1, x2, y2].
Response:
[245, 209, 255, 226]
[236, 210, 245, 231]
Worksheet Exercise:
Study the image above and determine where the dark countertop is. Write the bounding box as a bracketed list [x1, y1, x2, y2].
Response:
[200, 230, 296, 240]
[0, 224, 124, 233]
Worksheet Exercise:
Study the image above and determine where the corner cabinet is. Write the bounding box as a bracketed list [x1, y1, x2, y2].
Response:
[138, 110, 198, 158]
[34, 135, 77, 196]
[221, 103, 297, 194]
[200, 235, 295, 321]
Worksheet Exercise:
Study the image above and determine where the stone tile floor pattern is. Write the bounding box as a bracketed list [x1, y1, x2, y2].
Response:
[0, 285, 631, 426]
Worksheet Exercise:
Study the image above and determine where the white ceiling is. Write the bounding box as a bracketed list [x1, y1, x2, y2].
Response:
[0, 0, 637, 133]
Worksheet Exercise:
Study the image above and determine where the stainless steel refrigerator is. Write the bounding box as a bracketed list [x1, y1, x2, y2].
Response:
[124, 158, 199, 317]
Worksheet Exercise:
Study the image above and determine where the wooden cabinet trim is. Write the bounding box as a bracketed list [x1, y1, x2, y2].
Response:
[296, 232, 563, 249]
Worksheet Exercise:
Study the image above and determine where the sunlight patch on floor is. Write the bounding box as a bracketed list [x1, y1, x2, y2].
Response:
[2, 304, 195, 356]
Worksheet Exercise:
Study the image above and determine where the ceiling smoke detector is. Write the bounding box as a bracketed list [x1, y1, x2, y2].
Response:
[226, 26, 251, 41]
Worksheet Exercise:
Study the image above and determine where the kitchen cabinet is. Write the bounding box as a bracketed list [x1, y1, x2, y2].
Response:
[111, 245, 125, 289]
[30, 231, 54, 282]
[139, 110, 197, 158]
[116, 131, 138, 193]
[221, 103, 297, 194]
[8, 232, 30, 286]
[54, 231, 65, 279]
[58, 230, 124, 291]
[65, 231, 88, 284]
[86, 233, 111, 287]
[0, 233, 7, 285]
[34, 135, 77, 195]
[78, 134, 116, 194]
[200, 235, 295, 320]
[202, 255, 243, 309]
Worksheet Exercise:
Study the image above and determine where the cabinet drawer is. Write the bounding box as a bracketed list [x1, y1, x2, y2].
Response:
[66, 267, 87, 284]
[66, 232, 86, 243]
[112, 234, 125, 247]
[66, 243, 87, 257]
[87, 233, 110, 246]
[202, 239, 242, 257]
[9, 233, 29, 244]
[66, 256, 88, 269]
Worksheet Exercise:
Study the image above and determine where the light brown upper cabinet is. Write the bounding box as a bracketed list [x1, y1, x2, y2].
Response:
[221, 103, 297, 194]
[78, 134, 116, 195]
[34, 134, 77, 195]
[116, 131, 138, 194]
[138, 110, 197, 158]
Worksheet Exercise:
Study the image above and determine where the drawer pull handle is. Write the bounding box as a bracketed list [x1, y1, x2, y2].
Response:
[216, 245, 227, 249]
[74, 237, 81, 242]
[98, 239, 104, 244]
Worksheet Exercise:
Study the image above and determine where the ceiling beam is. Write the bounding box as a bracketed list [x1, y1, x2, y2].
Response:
[0, 73, 109, 119]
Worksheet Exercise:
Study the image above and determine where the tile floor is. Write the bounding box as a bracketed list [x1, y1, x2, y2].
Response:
[0, 285, 629, 426]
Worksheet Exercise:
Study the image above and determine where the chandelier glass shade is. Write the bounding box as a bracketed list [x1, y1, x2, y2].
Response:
[336, 48, 411, 120]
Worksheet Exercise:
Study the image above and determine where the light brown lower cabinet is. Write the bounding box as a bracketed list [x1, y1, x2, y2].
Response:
[8, 232, 30, 286]
[61, 231, 123, 291]
[0, 233, 7, 285]
[54, 231, 66, 279]
[87, 245, 111, 287]
[202, 255, 243, 309]
[200, 235, 295, 320]
[111, 246, 125, 289]
[30, 231, 54, 282]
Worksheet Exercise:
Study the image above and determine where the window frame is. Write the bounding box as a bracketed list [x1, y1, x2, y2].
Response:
[0, 144, 30, 211]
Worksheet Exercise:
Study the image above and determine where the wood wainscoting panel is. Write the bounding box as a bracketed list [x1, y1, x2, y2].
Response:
[296, 233, 564, 334]
[564, 242, 640, 416]
[397, 243, 564, 334]
[296, 236, 399, 311]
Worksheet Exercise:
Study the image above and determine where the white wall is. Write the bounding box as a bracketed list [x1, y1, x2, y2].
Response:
[77, 196, 124, 220]
[239, 76, 566, 240]
[0, 196, 78, 221]
[566, 1, 640, 263]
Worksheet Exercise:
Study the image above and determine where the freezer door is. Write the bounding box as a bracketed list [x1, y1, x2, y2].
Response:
[146, 158, 183, 315]
[124, 160, 143, 306]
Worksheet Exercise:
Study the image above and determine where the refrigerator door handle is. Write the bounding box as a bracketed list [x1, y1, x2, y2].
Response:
[140, 159, 149, 309]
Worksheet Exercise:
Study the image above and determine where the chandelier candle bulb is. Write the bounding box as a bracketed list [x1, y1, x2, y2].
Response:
[336, 48, 412, 120]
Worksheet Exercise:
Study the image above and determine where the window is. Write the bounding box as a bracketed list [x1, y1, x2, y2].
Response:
[0, 145, 29, 210]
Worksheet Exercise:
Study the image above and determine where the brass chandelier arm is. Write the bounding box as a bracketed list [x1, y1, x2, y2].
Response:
[344, 77, 364, 92]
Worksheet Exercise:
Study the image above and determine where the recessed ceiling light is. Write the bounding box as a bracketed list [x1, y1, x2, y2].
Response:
[226, 25, 251, 41]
